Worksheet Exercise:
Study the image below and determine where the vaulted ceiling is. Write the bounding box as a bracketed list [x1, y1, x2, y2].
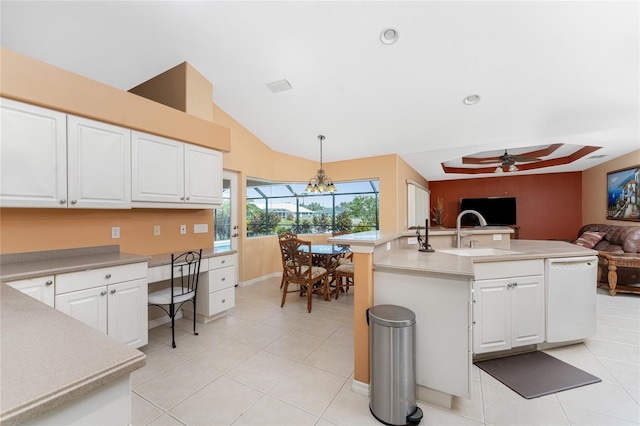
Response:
[1, 1, 638, 181]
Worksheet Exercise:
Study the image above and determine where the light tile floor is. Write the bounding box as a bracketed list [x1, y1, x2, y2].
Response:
[133, 278, 640, 425]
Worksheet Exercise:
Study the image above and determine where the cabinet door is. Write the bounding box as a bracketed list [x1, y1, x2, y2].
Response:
[473, 279, 511, 354]
[7, 275, 55, 307]
[67, 116, 131, 208]
[511, 275, 545, 347]
[131, 131, 184, 203]
[107, 279, 148, 348]
[56, 287, 108, 334]
[0, 98, 67, 208]
[185, 143, 222, 205]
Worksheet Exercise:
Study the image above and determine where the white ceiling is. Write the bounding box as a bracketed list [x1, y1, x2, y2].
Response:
[1, 1, 638, 181]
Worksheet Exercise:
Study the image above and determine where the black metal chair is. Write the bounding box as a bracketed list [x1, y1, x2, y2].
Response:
[148, 249, 202, 348]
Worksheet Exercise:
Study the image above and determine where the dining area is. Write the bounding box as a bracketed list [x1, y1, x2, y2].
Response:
[278, 232, 354, 312]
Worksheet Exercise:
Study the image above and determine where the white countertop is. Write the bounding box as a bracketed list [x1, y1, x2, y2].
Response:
[373, 239, 597, 278]
[0, 245, 151, 282]
[0, 285, 146, 425]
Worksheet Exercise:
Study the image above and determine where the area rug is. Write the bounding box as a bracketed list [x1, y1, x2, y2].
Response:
[474, 351, 601, 399]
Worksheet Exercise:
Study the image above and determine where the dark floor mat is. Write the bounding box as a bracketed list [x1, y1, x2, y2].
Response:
[474, 351, 601, 399]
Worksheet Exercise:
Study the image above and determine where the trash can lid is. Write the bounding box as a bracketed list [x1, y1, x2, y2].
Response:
[368, 304, 415, 327]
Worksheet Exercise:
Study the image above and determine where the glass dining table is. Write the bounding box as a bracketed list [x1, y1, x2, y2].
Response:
[299, 244, 351, 284]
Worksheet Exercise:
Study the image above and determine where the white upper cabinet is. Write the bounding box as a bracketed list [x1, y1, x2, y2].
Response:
[1, 99, 131, 209]
[1, 98, 68, 208]
[67, 116, 131, 208]
[132, 131, 222, 207]
[185, 143, 223, 205]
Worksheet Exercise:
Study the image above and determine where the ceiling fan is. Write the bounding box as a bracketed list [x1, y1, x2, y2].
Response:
[495, 149, 542, 167]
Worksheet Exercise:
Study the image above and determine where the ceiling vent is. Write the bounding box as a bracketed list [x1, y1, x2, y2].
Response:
[266, 79, 292, 93]
[588, 154, 607, 159]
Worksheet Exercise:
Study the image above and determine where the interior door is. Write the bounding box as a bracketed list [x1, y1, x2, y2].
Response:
[214, 170, 239, 252]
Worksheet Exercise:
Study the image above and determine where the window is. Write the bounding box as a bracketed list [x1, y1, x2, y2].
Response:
[246, 179, 379, 237]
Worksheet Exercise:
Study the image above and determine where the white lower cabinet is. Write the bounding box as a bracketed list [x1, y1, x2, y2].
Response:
[189, 253, 236, 321]
[6, 275, 55, 307]
[55, 263, 148, 348]
[473, 274, 545, 354]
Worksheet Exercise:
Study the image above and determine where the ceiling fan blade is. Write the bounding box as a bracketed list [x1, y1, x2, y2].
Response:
[511, 155, 542, 162]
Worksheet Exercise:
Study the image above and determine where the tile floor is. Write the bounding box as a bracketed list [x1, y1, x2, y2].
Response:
[132, 278, 640, 425]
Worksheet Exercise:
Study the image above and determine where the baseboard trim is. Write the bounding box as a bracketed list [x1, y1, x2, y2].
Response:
[238, 272, 280, 287]
[148, 311, 183, 329]
[351, 379, 370, 397]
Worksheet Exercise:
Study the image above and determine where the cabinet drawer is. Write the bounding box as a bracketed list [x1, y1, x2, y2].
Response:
[57, 262, 147, 294]
[209, 254, 236, 270]
[208, 266, 235, 292]
[474, 259, 543, 280]
[207, 287, 235, 316]
[7, 275, 55, 307]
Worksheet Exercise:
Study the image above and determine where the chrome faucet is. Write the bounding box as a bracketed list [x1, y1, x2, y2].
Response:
[456, 210, 488, 248]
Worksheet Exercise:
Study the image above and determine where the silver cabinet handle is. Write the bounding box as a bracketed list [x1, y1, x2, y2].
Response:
[100, 291, 107, 296]
[45, 280, 53, 286]
[221, 260, 226, 264]
[60, 199, 66, 204]
[221, 299, 226, 303]
[105, 273, 112, 279]
[221, 277, 225, 281]
[180, 196, 185, 200]
[70, 200, 77, 205]
[186, 196, 190, 201]
[110, 289, 116, 294]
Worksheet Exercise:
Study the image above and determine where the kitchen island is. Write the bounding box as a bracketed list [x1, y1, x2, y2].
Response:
[328, 230, 597, 407]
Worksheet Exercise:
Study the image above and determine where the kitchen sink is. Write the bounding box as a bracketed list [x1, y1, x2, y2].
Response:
[438, 248, 522, 257]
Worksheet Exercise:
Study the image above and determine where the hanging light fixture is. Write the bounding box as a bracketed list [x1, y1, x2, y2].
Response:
[305, 135, 336, 193]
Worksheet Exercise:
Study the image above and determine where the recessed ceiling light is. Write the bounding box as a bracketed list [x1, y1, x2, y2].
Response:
[463, 95, 481, 105]
[380, 28, 398, 45]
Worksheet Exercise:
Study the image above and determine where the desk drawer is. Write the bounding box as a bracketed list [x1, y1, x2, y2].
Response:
[207, 287, 235, 316]
[209, 254, 236, 270]
[209, 266, 235, 292]
[57, 262, 147, 294]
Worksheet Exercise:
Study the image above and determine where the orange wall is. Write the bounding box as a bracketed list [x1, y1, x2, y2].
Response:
[212, 104, 429, 282]
[429, 172, 583, 240]
[0, 208, 213, 255]
[0, 48, 229, 151]
[582, 150, 640, 226]
[0, 47, 428, 280]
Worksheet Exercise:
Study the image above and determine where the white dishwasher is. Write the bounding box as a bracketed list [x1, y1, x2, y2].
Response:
[545, 256, 598, 343]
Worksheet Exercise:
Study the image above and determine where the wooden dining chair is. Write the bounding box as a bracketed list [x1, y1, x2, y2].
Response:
[148, 249, 202, 348]
[334, 261, 354, 299]
[279, 237, 329, 312]
[278, 232, 298, 288]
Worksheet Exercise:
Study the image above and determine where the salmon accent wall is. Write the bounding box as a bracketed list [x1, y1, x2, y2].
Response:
[0, 48, 229, 152]
[128, 62, 214, 123]
[0, 208, 214, 255]
[0, 49, 429, 279]
[429, 172, 583, 240]
[582, 150, 640, 227]
[211, 104, 429, 283]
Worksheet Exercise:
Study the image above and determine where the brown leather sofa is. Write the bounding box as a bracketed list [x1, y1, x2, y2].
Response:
[577, 224, 640, 294]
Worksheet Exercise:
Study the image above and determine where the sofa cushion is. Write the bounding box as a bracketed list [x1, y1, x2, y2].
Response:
[574, 231, 606, 248]
[578, 224, 640, 253]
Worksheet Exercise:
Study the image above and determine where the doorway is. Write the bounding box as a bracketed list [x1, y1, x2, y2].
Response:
[214, 170, 239, 252]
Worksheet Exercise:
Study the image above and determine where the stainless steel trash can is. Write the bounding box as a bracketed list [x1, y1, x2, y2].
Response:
[368, 305, 423, 426]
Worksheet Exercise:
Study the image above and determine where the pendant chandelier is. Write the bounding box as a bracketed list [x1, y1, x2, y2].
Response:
[305, 135, 336, 193]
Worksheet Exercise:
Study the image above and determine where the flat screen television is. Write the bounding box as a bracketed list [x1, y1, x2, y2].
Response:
[459, 197, 517, 226]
